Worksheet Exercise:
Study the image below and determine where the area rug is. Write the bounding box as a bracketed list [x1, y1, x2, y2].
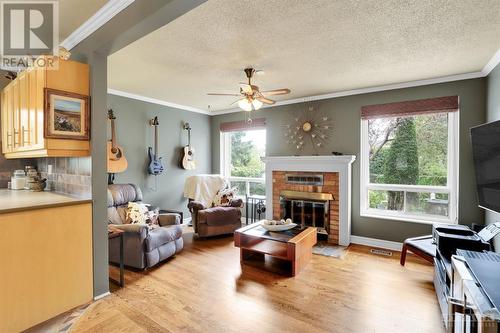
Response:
[312, 242, 347, 258]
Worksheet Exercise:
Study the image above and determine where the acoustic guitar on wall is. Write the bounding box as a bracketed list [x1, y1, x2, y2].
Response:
[181, 123, 196, 170]
[107, 109, 128, 174]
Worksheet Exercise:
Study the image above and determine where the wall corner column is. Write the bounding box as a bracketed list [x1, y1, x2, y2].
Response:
[89, 52, 109, 298]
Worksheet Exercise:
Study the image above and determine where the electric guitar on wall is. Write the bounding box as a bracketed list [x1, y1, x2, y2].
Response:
[107, 109, 128, 174]
[181, 123, 196, 170]
[148, 116, 165, 175]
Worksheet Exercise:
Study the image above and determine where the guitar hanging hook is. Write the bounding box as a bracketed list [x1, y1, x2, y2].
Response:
[149, 116, 160, 127]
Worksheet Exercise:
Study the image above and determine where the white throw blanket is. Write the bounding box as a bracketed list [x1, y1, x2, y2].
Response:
[184, 174, 228, 207]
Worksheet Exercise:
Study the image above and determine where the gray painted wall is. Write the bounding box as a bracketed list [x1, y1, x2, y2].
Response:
[211, 79, 486, 242]
[486, 63, 500, 251]
[108, 94, 212, 217]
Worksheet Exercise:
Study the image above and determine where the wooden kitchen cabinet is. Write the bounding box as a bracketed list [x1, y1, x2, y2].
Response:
[1, 57, 90, 158]
[0, 88, 11, 153]
[0, 202, 93, 333]
[12, 79, 20, 149]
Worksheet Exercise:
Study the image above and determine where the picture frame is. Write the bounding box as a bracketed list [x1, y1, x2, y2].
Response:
[44, 88, 90, 140]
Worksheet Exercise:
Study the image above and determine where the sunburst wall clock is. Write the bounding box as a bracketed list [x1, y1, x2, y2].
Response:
[282, 104, 334, 151]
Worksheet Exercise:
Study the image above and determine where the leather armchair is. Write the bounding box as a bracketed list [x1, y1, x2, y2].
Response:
[188, 199, 243, 237]
[108, 184, 184, 269]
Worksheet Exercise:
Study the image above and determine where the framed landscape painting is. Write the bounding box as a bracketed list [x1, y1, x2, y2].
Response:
[44, 88, 90, 140]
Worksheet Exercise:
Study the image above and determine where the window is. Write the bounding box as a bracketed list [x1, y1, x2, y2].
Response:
[360, 97, 459, 224]
[220, 128, 266, 197]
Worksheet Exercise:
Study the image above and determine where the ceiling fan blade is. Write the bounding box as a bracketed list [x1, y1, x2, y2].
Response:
[230, 98, 243, 105]
[257, 96, 275, 105]
[207, 93, 241, 96]
[261, 88, 291, 96]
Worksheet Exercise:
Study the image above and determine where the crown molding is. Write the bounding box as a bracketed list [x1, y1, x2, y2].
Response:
[481, 48, 500, 76]
[108, 48, 500, 117]
[208, 48, 500, 116]
[60, 0, 135, 50]
[108, 89, 209, 115]
[107, 71, 483, 117]
[209, 71, 484, 116]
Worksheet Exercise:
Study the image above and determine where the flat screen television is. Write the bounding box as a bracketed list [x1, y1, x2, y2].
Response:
[471, 120, 500, 213]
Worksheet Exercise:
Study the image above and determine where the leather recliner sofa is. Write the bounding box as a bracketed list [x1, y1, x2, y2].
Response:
[108, 184, 183, 269]
[188, 199, 243, 237]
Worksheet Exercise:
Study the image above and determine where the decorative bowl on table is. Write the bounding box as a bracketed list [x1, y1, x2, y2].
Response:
[261, 219, 297, 231]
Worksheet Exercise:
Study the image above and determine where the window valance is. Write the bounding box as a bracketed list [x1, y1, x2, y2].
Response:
[361, 96, 459, 120]
[220, 118, 266, 132]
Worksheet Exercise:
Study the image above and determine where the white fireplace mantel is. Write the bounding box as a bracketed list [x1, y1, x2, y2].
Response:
[264, 155, 356, 246]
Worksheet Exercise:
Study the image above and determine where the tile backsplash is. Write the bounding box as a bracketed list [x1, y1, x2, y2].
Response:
[38, 157, 92, 197]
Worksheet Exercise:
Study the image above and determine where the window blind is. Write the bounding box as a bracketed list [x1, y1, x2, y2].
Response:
[361, 96, 459, 120]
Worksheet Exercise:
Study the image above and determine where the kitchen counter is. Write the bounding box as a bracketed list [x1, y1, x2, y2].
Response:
[0, 189, 92, 214]
[0, 191, 93, 332]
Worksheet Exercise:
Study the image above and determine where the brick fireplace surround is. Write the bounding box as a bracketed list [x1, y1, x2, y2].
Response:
[264, 156, 356, 246]
[272, 171, 340, 243]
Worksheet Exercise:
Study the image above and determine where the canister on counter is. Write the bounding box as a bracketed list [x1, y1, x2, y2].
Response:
[11, 170, 26, 190]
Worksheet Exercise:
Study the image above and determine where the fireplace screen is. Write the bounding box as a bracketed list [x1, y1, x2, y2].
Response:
[280, 191, 331, 234]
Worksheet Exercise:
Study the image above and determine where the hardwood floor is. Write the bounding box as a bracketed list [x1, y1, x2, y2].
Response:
[72, 230, 444, 333]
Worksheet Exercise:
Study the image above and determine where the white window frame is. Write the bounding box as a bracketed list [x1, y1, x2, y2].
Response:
[220, 130, 266, 197]
[360, 112, 459, 224]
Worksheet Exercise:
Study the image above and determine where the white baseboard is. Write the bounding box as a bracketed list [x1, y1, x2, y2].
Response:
[350, 235, 403, 252]
[93, 291, 111, 301]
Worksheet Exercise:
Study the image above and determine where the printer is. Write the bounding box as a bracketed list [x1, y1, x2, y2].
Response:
[432, 223, 493, 260]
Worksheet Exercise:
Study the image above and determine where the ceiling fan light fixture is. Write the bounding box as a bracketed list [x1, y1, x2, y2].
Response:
[252, 99, 263, 110]
[238, 98, 253, 112]
[208, 67, 291, 111]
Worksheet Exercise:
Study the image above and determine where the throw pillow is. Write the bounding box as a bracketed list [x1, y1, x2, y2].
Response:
[146, 206, 160, 225]
[126, 202, 159, 229]
[212, 187, 237, 207]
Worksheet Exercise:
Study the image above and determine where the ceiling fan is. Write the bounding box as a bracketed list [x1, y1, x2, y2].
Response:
[207, 67, 291, 111]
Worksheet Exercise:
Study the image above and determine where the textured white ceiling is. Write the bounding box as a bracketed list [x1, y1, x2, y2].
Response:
[59, 0, 108, 40]
[108, 0, 500, 112]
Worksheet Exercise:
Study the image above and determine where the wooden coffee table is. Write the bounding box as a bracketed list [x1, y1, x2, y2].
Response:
[234, 223, 317, 276]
